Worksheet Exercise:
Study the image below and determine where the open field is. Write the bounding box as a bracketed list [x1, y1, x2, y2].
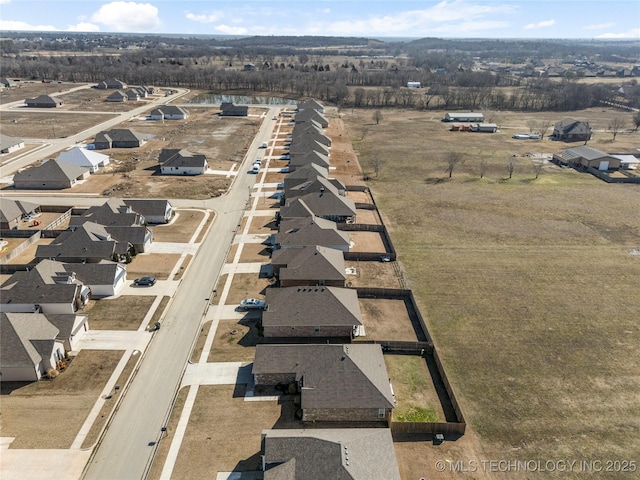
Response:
[0, 350, 124, 449]
[0, 110, 117, 139]
[343, 107, 640, 478]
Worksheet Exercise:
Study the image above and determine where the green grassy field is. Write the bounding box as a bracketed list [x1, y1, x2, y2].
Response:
[343, 107, 640, 477]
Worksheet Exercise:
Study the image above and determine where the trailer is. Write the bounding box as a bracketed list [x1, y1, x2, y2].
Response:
[470, 123, 497, 133]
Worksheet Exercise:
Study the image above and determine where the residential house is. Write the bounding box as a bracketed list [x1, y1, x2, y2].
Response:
[106, 90, 127, 102]
[96, 78, 127, 89]
[252, 343, 395, 423]
[149, 105, 189, 120]
[295, 108, 329, 128]
[35, 221, 121, 263]
[123, 199, 173, 224]
[611, 154, 640, 170]
[262, 286, 360, 339]
[288, 150, 331, 172]
[261, 428, 401, 480]
[25, 95, 63, 108]
[275, 214, 350, 252]
[93, 129, 146, 149]
[271, 246, 346, 287]
[243, 63, 256, 71]
[58, 260, 127, 297]
[57, 147, 111, 173]
[0, 134, 25, 154]
[70, 198, 145, 227]
[1, 260, 92, 314]
[0, 312, 89, 381]
[284, 176, 346, 202]
[0, 77, 16, 89]
[297, 99, 324, 113]
[220, 102, 248, 117]
[280, 189, 357, 224]
[552, 118, 592, 142]
[13, 159, 90, 190]
[159, 149, 208, 175]
[553, 146, 621, 170]
[125, 89, 141, 101]
[0, 199, 40, 230]
[291, 124, 332, 148]
[283, 163, 330, 191]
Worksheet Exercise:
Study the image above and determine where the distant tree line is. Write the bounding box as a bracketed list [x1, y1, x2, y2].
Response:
[2, 32, 636, 111]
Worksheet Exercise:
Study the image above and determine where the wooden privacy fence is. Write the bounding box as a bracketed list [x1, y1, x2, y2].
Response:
[354, 287, 467, 436]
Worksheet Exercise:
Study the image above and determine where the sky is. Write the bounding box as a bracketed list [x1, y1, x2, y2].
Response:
[0, 0, 638, 39]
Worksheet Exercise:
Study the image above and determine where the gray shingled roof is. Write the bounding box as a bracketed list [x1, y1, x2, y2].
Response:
[0, 134, 24, 151]
[0, 199, 39, 224]
[0, 312, 60, 369]
[0, 261, 81, 305]
[13, 159, 89, 183]
[162, 149, 207, 168]
[62, 260, 123, 285]
[263, 428, 401, 480]
[555, 146, 609, 162]
[285, 176, 341, 200]
[253, 344, 395, 410]
[263, 286, 360, 328]
[276, 216, 350, 249]
[36, 221, 117, 260]
[123, 199, 171, 218]
[70, 198, 143, 227]
[282, 190, 356, 219]
[272, 245, 346, 284]
[95, 129, 146, 144]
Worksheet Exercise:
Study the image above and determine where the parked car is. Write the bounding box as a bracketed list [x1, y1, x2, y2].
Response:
[254, 158, 262, 164]
[251, 163, 260, 174]
[134, 276, 157, 286]
[240, 298, 266, 310]
[260, 141, 268, 148]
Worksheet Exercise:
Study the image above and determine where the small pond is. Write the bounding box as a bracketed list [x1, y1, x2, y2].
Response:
[187, 94, 297, 105]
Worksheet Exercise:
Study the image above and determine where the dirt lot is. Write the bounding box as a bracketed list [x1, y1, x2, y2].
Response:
[82, 296, 156, 330]
[0, 110, 117, 139]
[357, 298, 418, 341]
[344, 260, 401, 288]
[149, 209, 206, 243]
[167, 385, 300, 480]
[344, 107, 640, 478]
[349, 230, 386, 252]
[0, 350, 124, 449]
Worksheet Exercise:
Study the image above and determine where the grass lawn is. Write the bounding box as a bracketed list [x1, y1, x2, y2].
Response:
[343, 107, 640, 477]
[149, 210, 205, 243]
[385, 355, 445, 423]
[356, 298, 417, 341]
[126, 253, 181, 280]
[1, 350, 124, 449]
[208, 317, 261, 363]
[83, 296, 156, 330]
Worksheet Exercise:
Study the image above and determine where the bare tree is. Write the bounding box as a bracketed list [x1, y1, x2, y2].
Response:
[535, 119, 552, 140]
[533, 160, 544, 179]
[360, 126, 369, 141]
[608, 117, 626, 141]
[507, 157, 517, 179]
[633, 111, 640, 131]
[372, 155, 383, 178]
[444, 152, 465, 178]
[478, 158, 488, 179]
[527, 119, 538, 134]
[372, 110, 383, 125]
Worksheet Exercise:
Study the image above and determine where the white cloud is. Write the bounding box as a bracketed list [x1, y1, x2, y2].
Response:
[215, 24, 248, 35]
[67, 22, 101, 32]
[185, 12, 223, 24]
[320, 0, 515, 36]
[597, 29, 640, 39]
[584, 22, 615, 30]
[0, 0, 12, 4]
[90, 2, 161, 32]
[0, 20, 57, 31]
[524, 19, 555, 30]
[317, 8, 331, 14]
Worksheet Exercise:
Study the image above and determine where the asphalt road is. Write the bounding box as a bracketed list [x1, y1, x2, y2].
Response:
[81, 106, 281, 480]
[0, 86, 190, 177]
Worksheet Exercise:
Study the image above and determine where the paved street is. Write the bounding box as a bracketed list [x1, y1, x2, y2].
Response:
[81, 106, 281, 480]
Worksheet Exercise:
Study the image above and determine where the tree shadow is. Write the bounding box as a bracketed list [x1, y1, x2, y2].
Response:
[424, 177, 449, 184]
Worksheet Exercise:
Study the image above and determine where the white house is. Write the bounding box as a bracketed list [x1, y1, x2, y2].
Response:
[160, 149, 208, 175]
[149, 105, 189, 120]
[57, 147, 111, 173]
[0, 134, 25, 154]
[407, 81, 421, 88]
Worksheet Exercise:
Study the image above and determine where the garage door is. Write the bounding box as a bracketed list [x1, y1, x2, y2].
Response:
[598, 161, 609, 171]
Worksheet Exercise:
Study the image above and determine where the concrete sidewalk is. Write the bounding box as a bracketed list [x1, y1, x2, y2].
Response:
[0, 446, 91, 480]
[74, 330, 152, 352]
[180, 362, 252, 388]
[148, 242, 200, 254]
[220, 262, 268, 274]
